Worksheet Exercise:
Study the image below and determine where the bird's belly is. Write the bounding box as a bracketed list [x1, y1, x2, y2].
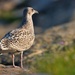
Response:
[9, 36, 35, 51]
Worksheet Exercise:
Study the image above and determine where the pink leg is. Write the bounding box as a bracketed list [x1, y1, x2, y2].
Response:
[20, 51, 23, 68]
[12, 54, 15, 67]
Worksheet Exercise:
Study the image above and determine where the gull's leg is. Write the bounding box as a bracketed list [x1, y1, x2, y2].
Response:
[20, 51, 23, 68]
[12, 54, 15, 67]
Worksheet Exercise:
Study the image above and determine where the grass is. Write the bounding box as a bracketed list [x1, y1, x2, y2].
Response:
[31, 45, 75, 75]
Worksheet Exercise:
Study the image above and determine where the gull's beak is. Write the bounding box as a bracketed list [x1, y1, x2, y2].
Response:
[34, 10, 39, 14]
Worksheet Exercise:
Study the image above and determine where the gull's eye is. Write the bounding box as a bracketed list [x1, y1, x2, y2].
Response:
[32, 9, 34, 12]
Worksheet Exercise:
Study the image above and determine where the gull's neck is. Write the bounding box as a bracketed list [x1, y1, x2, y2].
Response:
[22, 15, 33, 28]
[19, 14, 34, 33]
[25, 14, 33, 27]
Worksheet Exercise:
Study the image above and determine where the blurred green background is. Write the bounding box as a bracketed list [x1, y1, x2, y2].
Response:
[0, 0, 75, 75]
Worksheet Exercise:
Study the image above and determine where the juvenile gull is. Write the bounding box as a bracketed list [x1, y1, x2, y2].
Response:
[0, 7, 38, 68]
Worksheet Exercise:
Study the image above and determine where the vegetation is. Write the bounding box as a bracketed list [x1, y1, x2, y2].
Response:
[0, 11, 20, 23]
[30, 45, 75, 75]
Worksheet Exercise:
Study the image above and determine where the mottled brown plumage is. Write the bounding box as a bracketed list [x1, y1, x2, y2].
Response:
[0, 7, 38, 68]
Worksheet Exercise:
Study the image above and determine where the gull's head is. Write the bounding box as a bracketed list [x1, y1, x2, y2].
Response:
[23, 7, 38, 16]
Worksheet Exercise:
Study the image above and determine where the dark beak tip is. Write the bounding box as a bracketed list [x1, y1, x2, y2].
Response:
[37, 11, 39, 14]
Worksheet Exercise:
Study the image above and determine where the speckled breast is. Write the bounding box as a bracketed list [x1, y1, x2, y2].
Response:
[9, 33, 35, 51]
